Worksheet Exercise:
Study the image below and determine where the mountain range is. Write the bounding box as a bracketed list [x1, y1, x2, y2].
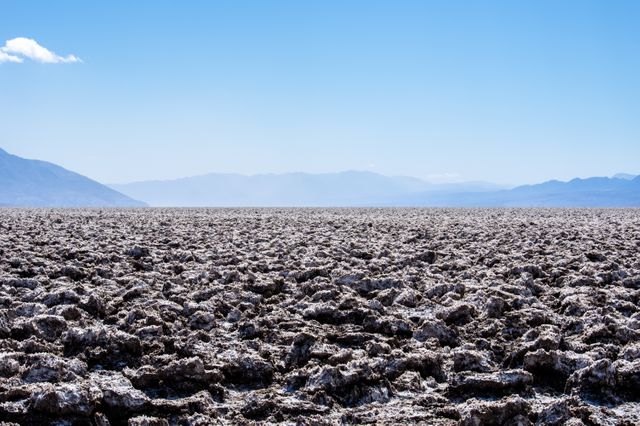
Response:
[0, 147, 638, 207]
[109, 172, 506, 207]
[0, 148, 145, 207]
[111, 173, 640, 207]
[381, 176, 640, 207]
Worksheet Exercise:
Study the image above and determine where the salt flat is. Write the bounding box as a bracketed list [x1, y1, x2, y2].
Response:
[0, 208, 638, 424]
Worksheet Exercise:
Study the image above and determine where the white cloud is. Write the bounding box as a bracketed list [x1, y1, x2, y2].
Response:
[0, 37, 81, 64]
[0, 50, 23, 63]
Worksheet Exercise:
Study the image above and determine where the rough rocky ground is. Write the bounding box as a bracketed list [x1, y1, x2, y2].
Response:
[0, 208, 638, 425]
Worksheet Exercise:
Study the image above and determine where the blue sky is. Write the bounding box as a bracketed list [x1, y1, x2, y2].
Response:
[1, 0, 639, 185]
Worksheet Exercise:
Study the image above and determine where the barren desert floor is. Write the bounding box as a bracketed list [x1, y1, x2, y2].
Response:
[0, 208, 639, 425]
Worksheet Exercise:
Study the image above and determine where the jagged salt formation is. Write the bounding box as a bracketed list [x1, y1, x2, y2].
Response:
[0, 208, 638, 424]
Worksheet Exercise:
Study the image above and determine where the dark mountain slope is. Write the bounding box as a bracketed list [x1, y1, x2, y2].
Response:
[0, 148, 146, 207]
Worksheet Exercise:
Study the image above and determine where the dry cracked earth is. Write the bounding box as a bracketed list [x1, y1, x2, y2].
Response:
[0, 208, 639, 425]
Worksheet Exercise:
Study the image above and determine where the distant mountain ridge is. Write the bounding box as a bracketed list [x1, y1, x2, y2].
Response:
[2, 146, 637, 207]
[613, 173, 638, 180]
[110, 172, 505, 207]
[386, 176, 640, 207]
[0, 148, 146, 207]
[112, 172, 640, 207]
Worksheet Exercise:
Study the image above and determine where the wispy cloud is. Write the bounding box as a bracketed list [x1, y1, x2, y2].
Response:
[0, 37, 81, 64]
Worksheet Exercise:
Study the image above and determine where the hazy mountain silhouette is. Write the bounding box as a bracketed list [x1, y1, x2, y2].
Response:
[111, 171, 640, 207]
[386, 176, 640, 207]
[4, 146, 637, 207]
[613, 173, 638, 180]
[0, 148, 146, 207]
[110, 172, 504, 207]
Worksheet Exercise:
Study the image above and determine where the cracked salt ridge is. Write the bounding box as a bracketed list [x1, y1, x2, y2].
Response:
[0, 208, 639, 425]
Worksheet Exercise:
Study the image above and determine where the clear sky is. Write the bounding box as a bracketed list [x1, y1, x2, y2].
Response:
[1, 0, 639, 185]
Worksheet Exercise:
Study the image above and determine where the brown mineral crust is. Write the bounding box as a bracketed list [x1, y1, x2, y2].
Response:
[0, 208, 638, 424]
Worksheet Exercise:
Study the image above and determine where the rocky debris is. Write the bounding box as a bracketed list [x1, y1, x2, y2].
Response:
[32, 314, 68, 342]
[484, 295, 507, 318]
[458, 396, 531, 426]
[30, 382, 100, 416]
[564, 358, 632, 403]
[22, 353, 86, 383]
[284, 332, 316, 368]
[452, 348, 496, 373]
[221, 354, 274, 386]
[534, 398, 574, 426]
[449, 369, 533, 397]
[393, 370, 425, 392]
[437, 303, 476, 325]
[188, 311, 215, 331]
[585, 252, 606, 262]
[0, 353, 21, 378]
[128, 416, 169, 426]
[90, 371, 150, 412]
[523, 349, 591, 389]
[0, 208, 638, 423]
[126, 246, 150, 259]
[303, 361, 393, 406]
[414, 319, 459, 347]
[240, 393, 276, 420]
[382, 350, 445, 382]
